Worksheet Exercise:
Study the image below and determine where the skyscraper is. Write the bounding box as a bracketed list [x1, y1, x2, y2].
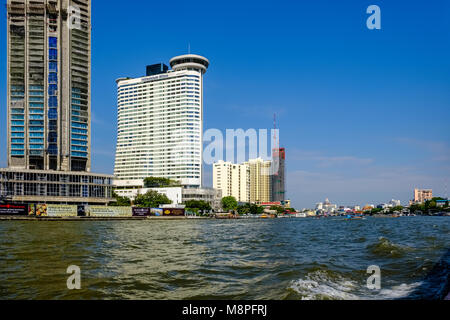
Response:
[1, 1, 113, 205]
[271, 148, 286, 202]
[7, 0, 91, 172]
[114, 54, 209, 188]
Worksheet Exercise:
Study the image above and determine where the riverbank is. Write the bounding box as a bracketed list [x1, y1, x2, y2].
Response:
[0, 216, 210, 221]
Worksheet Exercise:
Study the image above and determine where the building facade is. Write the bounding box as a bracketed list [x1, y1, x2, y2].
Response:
[414, 188, 433, 203]
[7, 0, 91, 172]
[0, 168, 112, 205]
[244, 158, 272, 204]
[182, 187, 222, 212]
[213, 160, 250, 203]
[2, 0, 113, 205]
[271, 148, 285, 202]
[114, 54, 209, 188]
[113, 179, 222, 211]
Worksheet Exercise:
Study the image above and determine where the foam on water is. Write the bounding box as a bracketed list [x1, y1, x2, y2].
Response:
[377, 282, 423, 299]
[290, 271, 424, 300]
[289, 270, 359, 300]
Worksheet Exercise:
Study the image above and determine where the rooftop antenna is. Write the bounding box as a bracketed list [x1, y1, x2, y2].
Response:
[188, 42, 191, 55]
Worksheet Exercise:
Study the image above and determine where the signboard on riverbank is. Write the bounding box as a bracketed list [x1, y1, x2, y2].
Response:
[132, 207, 163, 216]
[132, 207, 150, 216]
[151, 208, 163, 216]
[0, 203, 28, 216]
[46, 205, 77, 217]
[28, 204, 78, 217]
[163, 208, 185, 216]
[88, 206, 132, 217]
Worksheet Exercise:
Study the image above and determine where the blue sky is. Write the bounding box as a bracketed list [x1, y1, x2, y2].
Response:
[1, 0, 449, 208]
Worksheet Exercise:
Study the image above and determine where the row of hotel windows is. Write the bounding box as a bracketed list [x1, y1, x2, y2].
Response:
[118, 103, 200, 113]
[119, 93, 200, 101]
[118, 87, 200, 100]
[119, 82, 199, 93]
[118, 117, 200, 127]
[118, 79, 199, 90]
[118, 83, 200, 95]
[118, 75, 200, 91]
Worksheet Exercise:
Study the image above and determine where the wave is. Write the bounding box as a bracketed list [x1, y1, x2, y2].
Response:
[366, 237, 413, 258]
[289, 269, 425, 300]
[289, 270, 359, 300]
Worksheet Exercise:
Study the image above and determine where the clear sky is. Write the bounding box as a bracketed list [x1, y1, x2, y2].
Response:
[1, 0, 449, 208]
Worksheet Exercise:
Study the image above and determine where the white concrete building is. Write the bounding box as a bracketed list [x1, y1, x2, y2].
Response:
[114, 54, 209, 188]
[213, 160, 250, 203]
[113, 179, 222, 211]
[114, 179, 183, 204]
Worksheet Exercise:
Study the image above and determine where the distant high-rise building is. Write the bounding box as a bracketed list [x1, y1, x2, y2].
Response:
[213, 160, 250, 203]
[114, 54, 209, 188]
[1, 1, 113, 205]
[271, 148, 285, 202]
[245, 158, 272, 203]
[414, 188, 433, 203]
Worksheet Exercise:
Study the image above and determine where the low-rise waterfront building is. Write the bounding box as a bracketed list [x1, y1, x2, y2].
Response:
[315, 198, 337, 214]
[182, 187, 222, 212]
[113, 179, 222, 211]
[0, 168, 113, 205]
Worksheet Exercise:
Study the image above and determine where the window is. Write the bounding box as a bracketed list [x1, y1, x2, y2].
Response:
[49, 37, 57, 49]
[49, 62, 57, 72]
[49, 96, 58, 107]
[48, 73, 57, 84]
[49, 48, 57, 60]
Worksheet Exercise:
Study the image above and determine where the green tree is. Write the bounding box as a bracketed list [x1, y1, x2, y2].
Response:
[270, 205, 285, 214]
[221, 196, 238, 212]
[184, 200, 211, 215]
[389, 206, 404, 213]
[134, 190, 172, 208]
[143, 177, 180, 188]
[237, 203, 250, 215]
[110, 192, 131, 207]
[249, 203, 264, 215]
[370, 208, 384, 215]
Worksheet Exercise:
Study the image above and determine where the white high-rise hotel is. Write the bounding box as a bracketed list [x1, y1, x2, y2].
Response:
[114, 55, 209, 187]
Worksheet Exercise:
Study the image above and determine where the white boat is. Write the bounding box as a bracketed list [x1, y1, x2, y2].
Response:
[294, 212, 307, 218]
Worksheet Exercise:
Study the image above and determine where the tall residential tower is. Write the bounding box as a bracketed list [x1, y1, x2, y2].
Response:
[1, 0, 113, 205]
[7, 0, 91, 172]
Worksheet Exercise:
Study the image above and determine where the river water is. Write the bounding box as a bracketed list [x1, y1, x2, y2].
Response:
[1, 216, 449, 300]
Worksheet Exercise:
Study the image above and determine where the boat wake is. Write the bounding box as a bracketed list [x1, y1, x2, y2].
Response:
[289, 270, 424, 300]
[289, 270, 359, 300]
